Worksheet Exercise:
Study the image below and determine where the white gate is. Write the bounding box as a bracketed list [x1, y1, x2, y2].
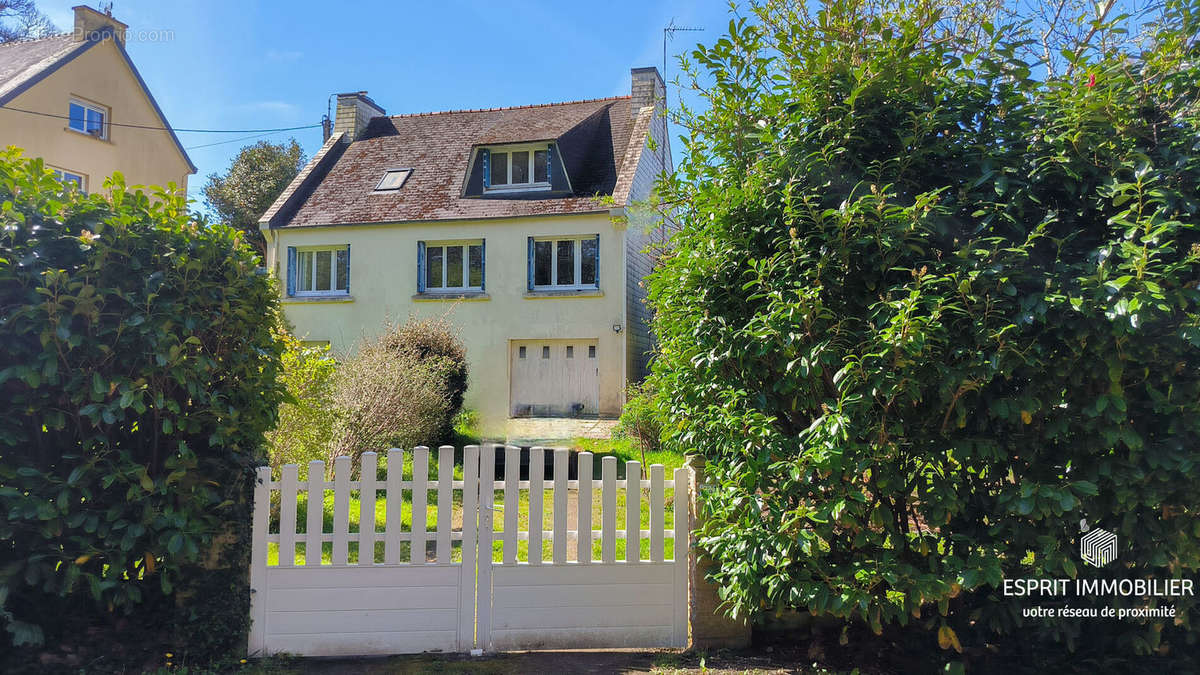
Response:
[248, 444, 690, 657]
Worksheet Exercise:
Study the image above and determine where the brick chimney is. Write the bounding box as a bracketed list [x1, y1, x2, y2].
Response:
[73, 5, 127, 45]
[333, 92, 385, 141]
[630, 67, 665, 118]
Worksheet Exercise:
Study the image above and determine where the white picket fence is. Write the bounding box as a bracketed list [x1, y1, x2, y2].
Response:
[248, 444, 691, 657]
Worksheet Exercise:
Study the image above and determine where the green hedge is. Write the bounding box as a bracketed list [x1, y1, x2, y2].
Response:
[651, 0, 1200, 668]
[0, 150, 284, 669]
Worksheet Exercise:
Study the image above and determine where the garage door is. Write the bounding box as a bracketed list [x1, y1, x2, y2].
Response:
[510, 339, 599, 417]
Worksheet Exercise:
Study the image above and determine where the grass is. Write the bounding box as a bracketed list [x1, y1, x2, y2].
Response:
[267, 435, 687, 565]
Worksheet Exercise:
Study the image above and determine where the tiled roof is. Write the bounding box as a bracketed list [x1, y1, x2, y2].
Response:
[276, 96, 642, 227]
[0, 34, 80, 103]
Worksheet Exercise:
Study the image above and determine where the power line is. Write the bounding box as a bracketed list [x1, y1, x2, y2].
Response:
[185, 129, 302, 150]
[0, 104, 322, 134]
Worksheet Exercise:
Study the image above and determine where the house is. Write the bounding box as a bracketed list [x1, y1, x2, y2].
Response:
[260, 68, 671, 436]
[0, 5, 195, 192]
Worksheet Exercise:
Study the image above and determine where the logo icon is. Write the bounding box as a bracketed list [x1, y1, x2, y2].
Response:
[1080, 528, 1118, 567]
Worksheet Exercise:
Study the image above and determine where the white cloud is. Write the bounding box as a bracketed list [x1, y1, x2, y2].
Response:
[238, 100, 302, 117]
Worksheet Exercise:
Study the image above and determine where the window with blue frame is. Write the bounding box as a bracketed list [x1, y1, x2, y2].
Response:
[528, 234, 599, 290]
[286, 245, 350, 297]
[418, 240, 484, 292]
[68, 99, 107, 139]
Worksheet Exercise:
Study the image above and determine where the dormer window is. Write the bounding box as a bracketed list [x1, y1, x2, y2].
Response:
[483, 144, 551, 192]
[374, 168, 412, 192]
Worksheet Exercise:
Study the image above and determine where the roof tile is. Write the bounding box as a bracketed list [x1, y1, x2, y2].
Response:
[280, 96, 637, 227]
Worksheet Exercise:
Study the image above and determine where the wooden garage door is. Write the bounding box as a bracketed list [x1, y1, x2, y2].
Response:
[510, 339, 599, 417]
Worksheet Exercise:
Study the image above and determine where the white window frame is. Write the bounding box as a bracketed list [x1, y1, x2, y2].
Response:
[485, 143, 551, 193]
[51, 167, 86, 192]
[294, 245, 349, 297]
[531, 234, 599, 290]
[68, 98, 108, 139]
[374, 168, 412, 192]
[422, 239, 484, 292]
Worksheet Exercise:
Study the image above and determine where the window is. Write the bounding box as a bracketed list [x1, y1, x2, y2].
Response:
[51, 168, 86, 191]
[68, 99, 107, 139]
[542, 346, 550, 359]
[588, 345, 596, 358]
[484, 144, 551, 191]
[420, 240, 484, 292]
[288, 245, 350, 296]
[519, 346, 527, 359]
[566, 346, 574, 359]
[374, 168, 412, 191]
[529, 235, 600, 290]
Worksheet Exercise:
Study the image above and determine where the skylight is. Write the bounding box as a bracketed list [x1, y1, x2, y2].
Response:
[374, 168, 412, 192]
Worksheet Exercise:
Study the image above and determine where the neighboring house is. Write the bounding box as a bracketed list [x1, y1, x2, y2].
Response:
[0, 5, 195, 193]
[260, 67, 671, 435]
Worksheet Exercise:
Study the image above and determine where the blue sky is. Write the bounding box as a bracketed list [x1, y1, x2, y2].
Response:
[38, 1, 730, 208]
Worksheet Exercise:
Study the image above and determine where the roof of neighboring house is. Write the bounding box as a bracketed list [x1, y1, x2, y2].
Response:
[267, 95, 654, 228]
[0, 31, 196, 174]
[0, 33, 79, 100]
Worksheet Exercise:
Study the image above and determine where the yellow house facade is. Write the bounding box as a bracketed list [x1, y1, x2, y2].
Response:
[0, 6, 194, 192]
[261, 69, 670, 437]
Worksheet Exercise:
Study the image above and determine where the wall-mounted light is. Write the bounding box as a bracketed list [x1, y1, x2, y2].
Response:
[612, 323, 623, 333]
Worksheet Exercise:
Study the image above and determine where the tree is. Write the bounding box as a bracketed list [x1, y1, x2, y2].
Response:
[0, 0, 55, 43]
[0, 149, 285, 663]
[652, 0, 1199, 668]
[203, 139, 305, 256]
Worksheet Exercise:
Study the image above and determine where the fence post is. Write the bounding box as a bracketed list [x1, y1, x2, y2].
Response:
[686, 455, 752, 649]
[247, 465, 270, 656]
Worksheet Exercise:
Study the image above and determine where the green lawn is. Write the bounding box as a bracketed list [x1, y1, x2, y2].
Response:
[268, 439, 686, 565]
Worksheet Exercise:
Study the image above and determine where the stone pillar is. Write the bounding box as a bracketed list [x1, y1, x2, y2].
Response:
[686, 455, 752, 649]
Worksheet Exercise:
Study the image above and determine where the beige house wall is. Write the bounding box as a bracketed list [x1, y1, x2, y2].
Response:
[265, 212, 630, 437]
[0, 38, 192, 193]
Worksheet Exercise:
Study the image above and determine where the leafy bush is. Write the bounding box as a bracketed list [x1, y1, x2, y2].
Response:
[652, 0, 1200, 667]
[615, 381, 666, 462]
[0, 151, 284, 666]
[331, 319, 463, 465]
[380, 315, 468, 435]
[266, 330, 339, 478]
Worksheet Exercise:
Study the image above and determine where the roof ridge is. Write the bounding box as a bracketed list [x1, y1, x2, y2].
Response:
[387, 95, 631, 119]
[0, 32, 72, 47]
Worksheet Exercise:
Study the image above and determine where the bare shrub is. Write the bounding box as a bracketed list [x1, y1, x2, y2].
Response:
[330, 319, 464, 467]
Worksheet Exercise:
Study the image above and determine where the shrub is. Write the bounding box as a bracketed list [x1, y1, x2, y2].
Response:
[0, 151, 284, 666]
[380, 315, 468, 435]
[266, 330, 339, 478]
[615, 381, 665, 462]
[331, 321, 458, 465]
[652, 0, 1200, 667]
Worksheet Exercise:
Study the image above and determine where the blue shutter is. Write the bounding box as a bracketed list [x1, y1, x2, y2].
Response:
[344, 245, 351, 294]
[417, 241, 426, 293]
[286, 246, 297, 296]
[546, 143, 555, 183]
[481, 149, 491, 188]
[527, 237, 534, 291]
[480, 239, 486, 292]
[592, 234, 600, 288]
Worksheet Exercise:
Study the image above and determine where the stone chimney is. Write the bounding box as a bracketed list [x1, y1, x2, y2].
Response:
[630, 67, 665, 118]
[73, 5, 127, 45]
[333, 92, 385, 142]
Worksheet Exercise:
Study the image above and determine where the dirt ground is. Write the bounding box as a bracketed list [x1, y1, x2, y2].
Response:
[253, 645, 851, 675]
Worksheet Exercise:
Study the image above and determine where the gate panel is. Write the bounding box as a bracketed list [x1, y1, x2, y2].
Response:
[249, 444, 691, 657]
[249, 447, 478, 657]
[476, 446, 690, 651]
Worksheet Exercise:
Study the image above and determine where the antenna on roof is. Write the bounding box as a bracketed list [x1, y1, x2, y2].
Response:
[662, 18, 703, 88]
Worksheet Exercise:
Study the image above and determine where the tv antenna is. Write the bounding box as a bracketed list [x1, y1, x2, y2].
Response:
[663, 19, 704, 86]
